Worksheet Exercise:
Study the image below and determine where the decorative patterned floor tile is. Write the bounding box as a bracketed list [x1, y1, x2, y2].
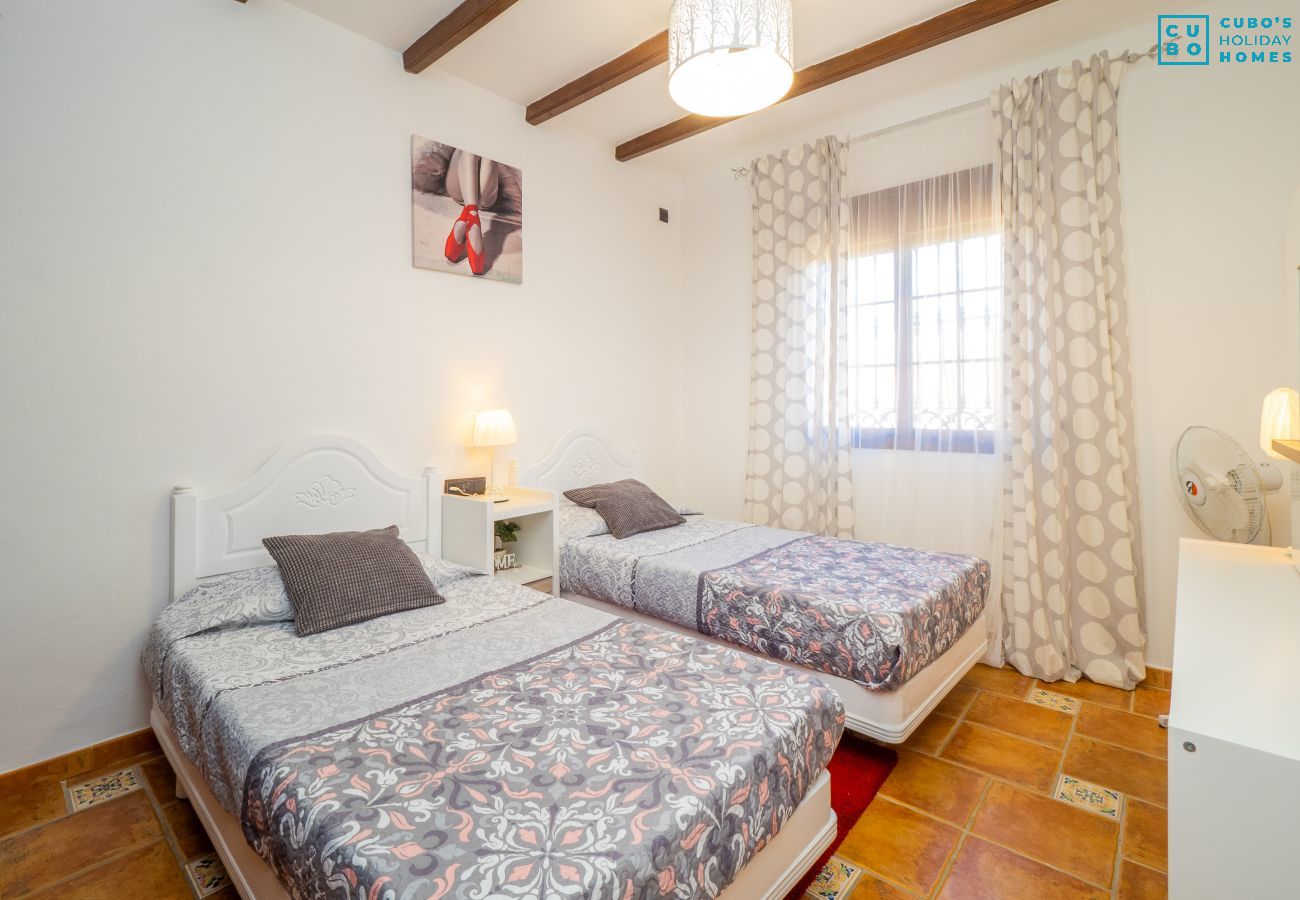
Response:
[186, 853, 232, 898]
[1026, 688, 1080, 714]
[65, 767, 143, 812]
[1054, 773, 1123, 820]
[805, 855, 865, 900]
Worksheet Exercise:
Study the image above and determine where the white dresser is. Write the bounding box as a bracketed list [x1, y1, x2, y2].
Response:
[1169, 539, 1300, 899]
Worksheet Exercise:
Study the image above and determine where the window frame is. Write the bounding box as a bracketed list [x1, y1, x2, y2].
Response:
[848, 166, 1000, 456]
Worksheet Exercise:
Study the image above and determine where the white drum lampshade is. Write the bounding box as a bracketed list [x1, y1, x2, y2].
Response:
[1260, 388, 1300, 458]
[668, 0, 794, 117]
[472, 409, 517, 448]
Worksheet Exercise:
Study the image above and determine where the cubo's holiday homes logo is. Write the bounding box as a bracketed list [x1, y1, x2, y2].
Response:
[1159, 14, 1293, 66]
[1158, 15, 1210, 64]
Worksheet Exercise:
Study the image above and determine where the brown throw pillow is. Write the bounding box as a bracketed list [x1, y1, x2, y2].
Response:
[563, 479, 686, 540]
[262, 526, 444, 636]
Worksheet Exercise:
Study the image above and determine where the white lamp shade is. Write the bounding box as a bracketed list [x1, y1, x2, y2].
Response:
[1260, 388, 1300, 458]
[472, 409, 517, 448]
[668, 0, 794, 117]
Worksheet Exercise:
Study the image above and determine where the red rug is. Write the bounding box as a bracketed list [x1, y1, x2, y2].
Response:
[784, 734, 898, 899]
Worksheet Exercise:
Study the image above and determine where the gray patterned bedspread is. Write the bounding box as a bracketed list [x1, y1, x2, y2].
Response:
[560, 517, 989, 691]
[143, 559, 843, 899]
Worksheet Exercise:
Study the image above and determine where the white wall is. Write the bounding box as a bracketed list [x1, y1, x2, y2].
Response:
[679, 0, 1300, 669]
[1123, 16, 1299, 665]
[1286, 190, 1300, 556]
[1290, 190, 1300, 392]
[0, 0, 682, 773]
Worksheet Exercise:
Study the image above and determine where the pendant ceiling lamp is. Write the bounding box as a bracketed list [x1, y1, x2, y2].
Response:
[668, 0, 795, 118]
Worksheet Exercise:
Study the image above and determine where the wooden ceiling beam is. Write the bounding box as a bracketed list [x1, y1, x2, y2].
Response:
[615, 0, 1061, 162]
[403, 0, 523, 75]
[527, 31, 670, 126]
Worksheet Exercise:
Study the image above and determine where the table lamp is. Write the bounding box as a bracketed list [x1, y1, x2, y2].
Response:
[1261, 388, 1300, 459]
[473, 409, 517, 500]
[1261, 388, 1300, 572]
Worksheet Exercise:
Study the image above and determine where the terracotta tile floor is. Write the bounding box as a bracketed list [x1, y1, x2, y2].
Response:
[0, 752, 235, 899]
[0, 664, 1168, 899]
[834, 664, 1169, 899]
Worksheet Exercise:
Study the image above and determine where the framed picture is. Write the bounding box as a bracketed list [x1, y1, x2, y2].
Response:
[411, 135, 523, 284]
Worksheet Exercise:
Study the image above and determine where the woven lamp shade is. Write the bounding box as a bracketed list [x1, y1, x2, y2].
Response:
[668, 0, 794, 117]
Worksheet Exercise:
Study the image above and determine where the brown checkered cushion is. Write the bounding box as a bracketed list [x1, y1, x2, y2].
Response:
[262, 526, 444, 636]
[563, 480, 686, 540]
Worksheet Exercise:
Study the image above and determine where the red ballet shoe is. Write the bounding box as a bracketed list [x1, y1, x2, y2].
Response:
[463, 207, 489, 276]
[444, 204, 475, 264]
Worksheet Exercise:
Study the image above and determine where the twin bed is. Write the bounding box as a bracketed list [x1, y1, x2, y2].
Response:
[150, 432, 990, 898]
[514, 426, 992, 744]
[152, 437, 841, 900]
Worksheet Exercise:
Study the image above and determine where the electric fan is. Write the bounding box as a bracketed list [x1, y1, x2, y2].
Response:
[1171, 426, 1284, 544]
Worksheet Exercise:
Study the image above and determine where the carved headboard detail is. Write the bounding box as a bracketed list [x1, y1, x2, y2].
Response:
[511, 426, 642, 495]
[171, 436, 440, 600]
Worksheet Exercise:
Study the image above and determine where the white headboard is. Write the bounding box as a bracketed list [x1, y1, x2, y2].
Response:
[171, 436, 441, 600]
[510, 426, 642, 494]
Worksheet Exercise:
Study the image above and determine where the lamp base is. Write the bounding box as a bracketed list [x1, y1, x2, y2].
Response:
[487, 452, 511, 502]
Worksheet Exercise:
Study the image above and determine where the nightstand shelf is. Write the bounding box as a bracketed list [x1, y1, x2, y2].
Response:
[441, 487, 558, 596]
[1272, 439, 1300, 464]
[494, 564, 551, 586]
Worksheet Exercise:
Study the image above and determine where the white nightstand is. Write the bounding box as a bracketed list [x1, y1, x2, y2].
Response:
[441, 487, 559, 595]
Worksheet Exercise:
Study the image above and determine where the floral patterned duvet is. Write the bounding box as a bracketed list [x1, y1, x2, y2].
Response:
[143, 563, 843, 900]
[699, 537, 989, 690]
[559, 517, 989, 691]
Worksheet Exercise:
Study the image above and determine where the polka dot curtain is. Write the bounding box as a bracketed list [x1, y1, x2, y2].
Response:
[993, 54, 1147, 689]
[747, 137, 855, 537]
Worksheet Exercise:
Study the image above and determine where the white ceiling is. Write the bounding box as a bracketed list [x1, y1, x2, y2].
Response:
[283, 0, 1170, 170]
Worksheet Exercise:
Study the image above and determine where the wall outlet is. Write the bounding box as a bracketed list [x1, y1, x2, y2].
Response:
[444, 476, 487, 496]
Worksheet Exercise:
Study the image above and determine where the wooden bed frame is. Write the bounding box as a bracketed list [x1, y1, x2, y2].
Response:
[511, 425, 990, 744]
[159, 435, 836, 899]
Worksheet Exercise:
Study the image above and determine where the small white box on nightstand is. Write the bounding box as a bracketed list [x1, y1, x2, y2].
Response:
[441, 486, 559, 595]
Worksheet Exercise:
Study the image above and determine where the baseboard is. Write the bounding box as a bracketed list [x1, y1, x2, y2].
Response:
[1142, 666, 1173, 690]
[0, 728, 160, 794]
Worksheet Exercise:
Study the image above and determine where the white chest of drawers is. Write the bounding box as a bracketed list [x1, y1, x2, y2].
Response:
[1169, 539, 1300, 899]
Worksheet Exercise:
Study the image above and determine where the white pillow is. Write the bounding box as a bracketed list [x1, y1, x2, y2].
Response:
[559, 502, 611, 539]
[172, 552, 480, 615]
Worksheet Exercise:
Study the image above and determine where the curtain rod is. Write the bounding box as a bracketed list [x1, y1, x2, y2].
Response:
[847, 44, 1156, 148]
[732, 45, 1158, 179]
[730, 101, 983, 179]
[847, 99, 987, 147]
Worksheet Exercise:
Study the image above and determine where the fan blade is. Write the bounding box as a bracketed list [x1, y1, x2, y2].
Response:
[1189, 440, 1229, 476]
[1207, 484, 1250, 530]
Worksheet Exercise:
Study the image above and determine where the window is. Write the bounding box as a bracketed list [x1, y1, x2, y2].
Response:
[849, 165, 1000, 453]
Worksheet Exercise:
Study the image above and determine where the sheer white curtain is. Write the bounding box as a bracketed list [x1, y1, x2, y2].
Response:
[846, 106, 1005, 665]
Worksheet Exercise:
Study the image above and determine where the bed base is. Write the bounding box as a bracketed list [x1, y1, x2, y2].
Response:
[562, 593, 988, 743]
[151, 705, 835, 900]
